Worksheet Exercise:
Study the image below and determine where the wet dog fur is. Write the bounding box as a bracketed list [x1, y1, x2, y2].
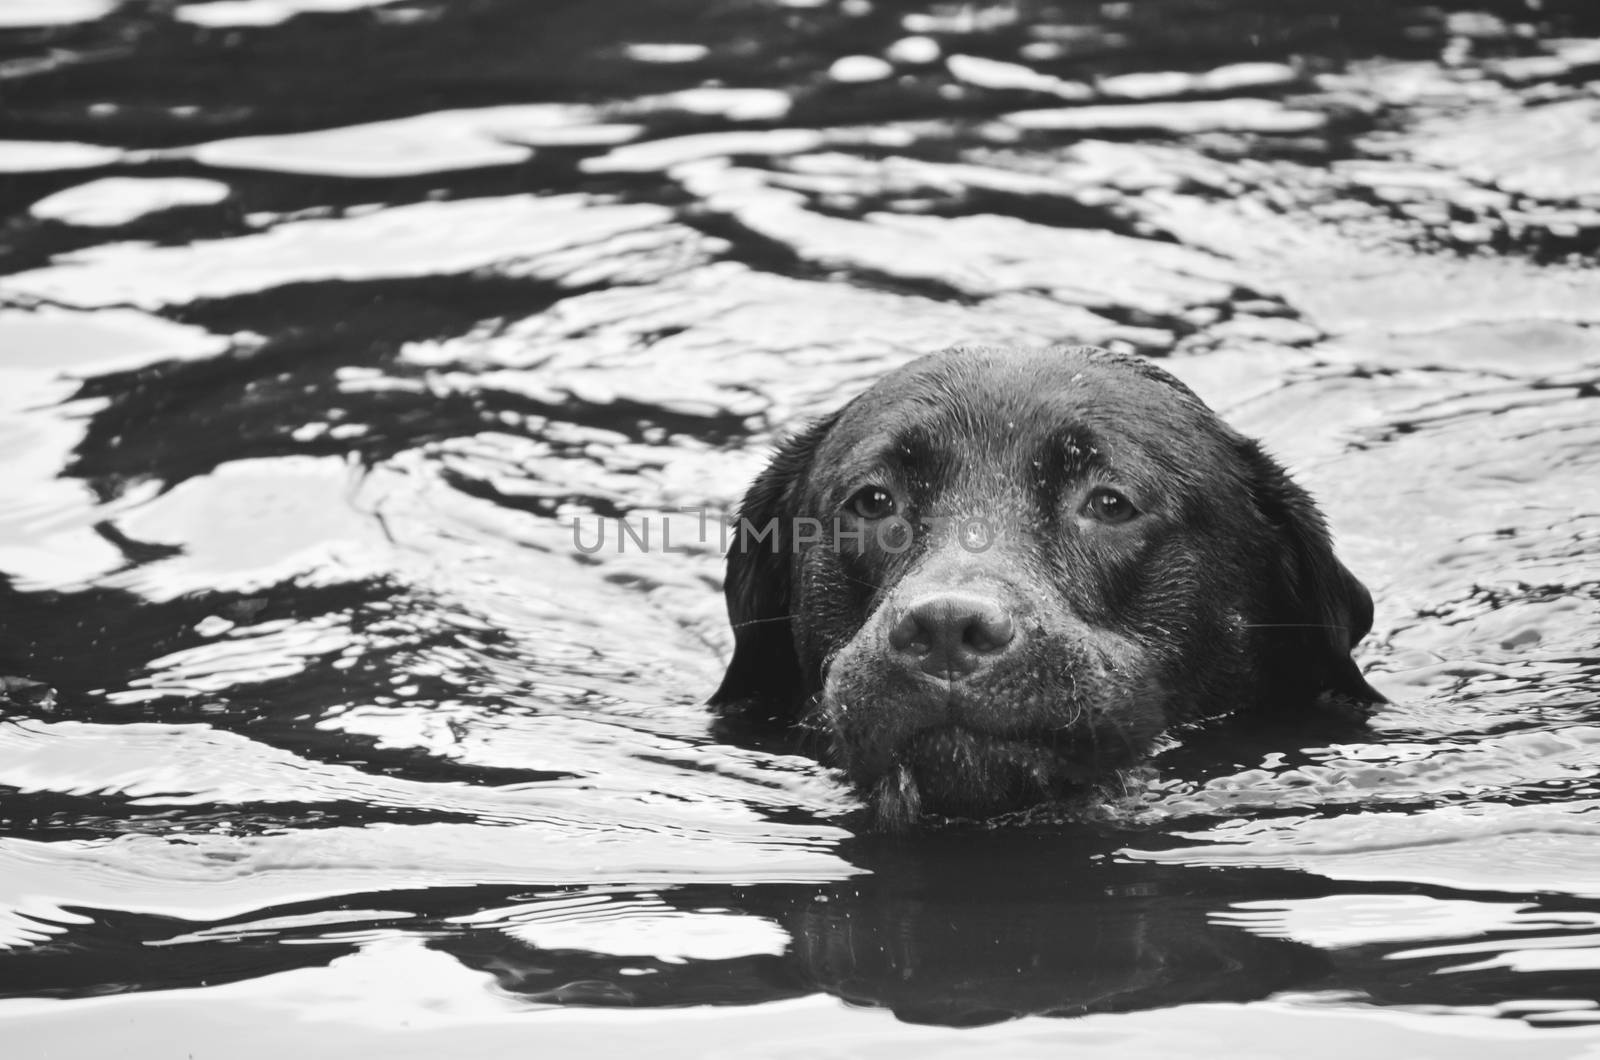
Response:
[711, 346, 1382, 829]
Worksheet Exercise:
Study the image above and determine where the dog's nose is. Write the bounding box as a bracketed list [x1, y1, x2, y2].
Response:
[888, 593, 1016, 678]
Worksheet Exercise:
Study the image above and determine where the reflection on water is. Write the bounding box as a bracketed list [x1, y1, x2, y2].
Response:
[2, 0, 1600, 1051]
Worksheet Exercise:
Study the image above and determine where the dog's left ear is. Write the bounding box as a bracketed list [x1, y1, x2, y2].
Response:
[708, 412, 841, 721]
[1239, 439, 1385, 710]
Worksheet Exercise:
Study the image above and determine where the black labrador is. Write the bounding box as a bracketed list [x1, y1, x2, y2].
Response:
[711, 346, 1382, 829]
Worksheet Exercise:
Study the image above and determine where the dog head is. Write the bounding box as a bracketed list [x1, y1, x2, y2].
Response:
[712, 347, 1381, 827]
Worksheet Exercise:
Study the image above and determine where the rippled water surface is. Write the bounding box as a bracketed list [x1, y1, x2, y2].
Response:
[3, 0, 1600, 1055]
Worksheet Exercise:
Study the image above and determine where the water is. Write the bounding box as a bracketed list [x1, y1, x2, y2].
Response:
[2, 0, 1600, 1054]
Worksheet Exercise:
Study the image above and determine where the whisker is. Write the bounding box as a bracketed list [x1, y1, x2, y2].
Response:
[727, 614, 800, 631]
[831, 568, 885, 593]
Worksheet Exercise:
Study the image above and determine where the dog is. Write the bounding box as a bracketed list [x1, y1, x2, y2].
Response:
[711, 346, 1382, 829]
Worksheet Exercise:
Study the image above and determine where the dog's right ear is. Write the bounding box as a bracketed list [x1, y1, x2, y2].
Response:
[709, 413, 840, 721]
[1237, 438, 1385, 712]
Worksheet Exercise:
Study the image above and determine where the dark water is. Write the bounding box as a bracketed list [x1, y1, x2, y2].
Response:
[3, 0, 1600, 1054]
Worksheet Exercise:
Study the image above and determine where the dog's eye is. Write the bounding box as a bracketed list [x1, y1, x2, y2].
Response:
[848, 485, 898, 520]
[1083, 487, 1138, 524]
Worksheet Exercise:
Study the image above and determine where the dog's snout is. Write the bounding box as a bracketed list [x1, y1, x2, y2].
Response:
[888, 593, 1016, 678]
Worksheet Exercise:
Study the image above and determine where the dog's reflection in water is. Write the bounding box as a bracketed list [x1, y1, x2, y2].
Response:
[435, 830, 1330, 1025]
